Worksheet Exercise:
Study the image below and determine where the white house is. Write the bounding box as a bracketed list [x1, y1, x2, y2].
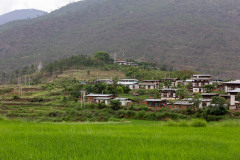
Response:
[118, 79, 139, 90]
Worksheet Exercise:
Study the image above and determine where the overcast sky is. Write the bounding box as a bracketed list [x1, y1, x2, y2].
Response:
[0, 0, 82, 15]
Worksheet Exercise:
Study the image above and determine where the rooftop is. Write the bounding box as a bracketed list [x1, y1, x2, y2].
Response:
[201, 93, 218, 96]
[223, 80, 240, 84]
[174, 101, 193, 105]
[94, 97, 113, 100]
[144, 99, 166, 102]
[228, 88, 240, 93]
[86, 93, 113, 97]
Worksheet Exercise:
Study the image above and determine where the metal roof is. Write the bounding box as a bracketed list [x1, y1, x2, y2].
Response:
[94, 97, 113, 100]
[223, 80, 240, 84]
[86, 94, 113, 97]
[228, 88, 240, 93]
[144, 99, 165, 102]
[174, 101, 193, 105]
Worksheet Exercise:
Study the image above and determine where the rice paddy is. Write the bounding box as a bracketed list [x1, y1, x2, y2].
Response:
[0, 119, 239, 160]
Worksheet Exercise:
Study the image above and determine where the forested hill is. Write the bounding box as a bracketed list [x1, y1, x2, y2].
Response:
[1, 0, 240, 78]
[0, 9, 47, 25]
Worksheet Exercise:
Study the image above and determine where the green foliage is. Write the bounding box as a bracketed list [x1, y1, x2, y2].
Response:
[190, 94, 202, 108]
[204, 84, 215, 93]
[136, 89, 147, 95]
[110, 100, 121, 110]
[31, 97, 44, 102]
[211, 96, 227, 105]
[236, 93, 240, 101]
[93, 51, 111, 63]
[13, 95, 20, 100]
[176, 87, 187, 99]
[116, 86, 124, 94]
[164, 81, 172, 88]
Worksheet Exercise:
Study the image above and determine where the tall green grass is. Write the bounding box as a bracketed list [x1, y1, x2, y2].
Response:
[0, 120, 240, 159]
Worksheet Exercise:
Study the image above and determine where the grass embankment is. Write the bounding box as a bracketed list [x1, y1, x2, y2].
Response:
[0, 119, 239, 160]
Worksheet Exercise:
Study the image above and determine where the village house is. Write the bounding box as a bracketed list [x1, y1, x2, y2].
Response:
[139, 80, 160, 90]
[201, 93, 219, 99]
[182, 98, 211, 109]
[95, 79, 113, 84]
[160, 88, 178, 100]
[168, 101, 193, 110]
[223, 80, 240, 92]
[118, 79, 139, 90]
[192, 74, 212, 93]
[115, 60, 127, 65]
[115, 60, 138, 66]
[85, 94, 114, 105]
[114, 98, 134, 106]
[227, 88, 240, 110]
[161, 78, 179, 88]
[144, 99, 167, 108]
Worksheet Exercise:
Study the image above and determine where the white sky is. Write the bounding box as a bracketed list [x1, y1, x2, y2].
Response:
[0, 0, 82, 15]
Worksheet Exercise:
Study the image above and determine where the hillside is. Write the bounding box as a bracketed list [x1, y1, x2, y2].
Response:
[1, 0, 240, 78]
[0, 9, 47, 25]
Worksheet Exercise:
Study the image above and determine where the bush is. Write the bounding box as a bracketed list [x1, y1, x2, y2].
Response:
[190, 119, 207, 127]
[134, 111, 146, 119]
[13, 95, 20, 100]
[98, 102, 107, 109]
[110, 100, 121, 110]
[31, 97, 44, 102]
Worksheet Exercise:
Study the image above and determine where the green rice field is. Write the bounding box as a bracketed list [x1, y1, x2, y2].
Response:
[0, 119, 240, 160]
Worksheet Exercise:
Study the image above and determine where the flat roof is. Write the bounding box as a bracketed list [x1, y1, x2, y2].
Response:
[118, 82, 138, 85]
[143, 80, 160, 82]
[228, 88, 240, 93]
[94, 97, 113, 100]
[160, 88, 177, 91]
[144, 99, 165, 102]
[223, 80, 240, 84]
[174, 101, 193, 105]
[119, 79, 139, 81]
[86, 94, 113, 97]
[193, 74, 211, 77]
[201, 93, 218, 96]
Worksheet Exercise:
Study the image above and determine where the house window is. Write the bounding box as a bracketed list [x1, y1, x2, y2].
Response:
[155, 103, 158, 107]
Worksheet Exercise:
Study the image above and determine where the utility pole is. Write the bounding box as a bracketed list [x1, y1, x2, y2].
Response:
[114, 52, 117, 64]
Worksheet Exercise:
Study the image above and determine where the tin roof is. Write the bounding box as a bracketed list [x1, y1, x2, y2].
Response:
[228, 88, 240, 93]
[144, 99, 165, 102]
[86, 93, 113, 97]
[223, 80, 240, 84]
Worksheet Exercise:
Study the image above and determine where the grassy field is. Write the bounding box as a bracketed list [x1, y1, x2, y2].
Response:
[0, 119, 239, 160]
[44, 69, 126, 82]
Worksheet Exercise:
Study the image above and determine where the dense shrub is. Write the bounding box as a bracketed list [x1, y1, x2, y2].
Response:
[98, 102, 107, 109]
[134, 111, 146, 119]
[13, 95, 20, 100]
[110, 100, 121, 110]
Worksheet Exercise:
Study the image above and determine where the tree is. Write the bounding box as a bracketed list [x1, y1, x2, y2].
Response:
[163, 81, 172, 88]
[110, 100, 121, 110]
[93, 51, 111, 63]
[236, 93, 240, 101]
[190, 94, 202, 109]
[204, 84, 215, 93]
[211, 96, 227, 105]
[116, 86, 124, 95]
[176, 88, 187, 99]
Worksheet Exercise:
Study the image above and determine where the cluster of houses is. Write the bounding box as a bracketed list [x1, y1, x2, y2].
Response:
[84, 74, 240, 111]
